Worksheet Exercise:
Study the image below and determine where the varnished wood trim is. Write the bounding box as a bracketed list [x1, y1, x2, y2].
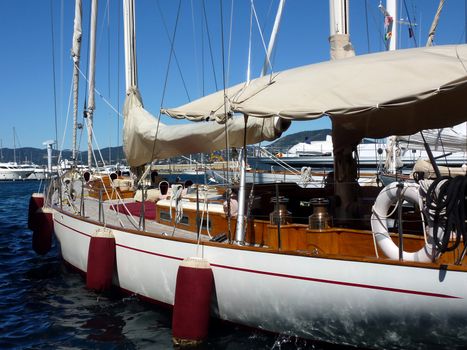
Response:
[53, 207, 467, 272]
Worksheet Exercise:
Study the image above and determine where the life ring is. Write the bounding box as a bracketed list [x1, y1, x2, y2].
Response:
[371, 182, 434, 262]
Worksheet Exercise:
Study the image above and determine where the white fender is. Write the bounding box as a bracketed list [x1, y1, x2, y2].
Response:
[371, 182, 434, 262]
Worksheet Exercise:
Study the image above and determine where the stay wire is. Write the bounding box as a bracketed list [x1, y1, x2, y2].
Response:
[364, 0, 371, 53]
[190, 0, 201, 97]
[226, 0, 234, 86]
[156, 1, 191, 101]
[403, 0, 418, 47]
[117, 0, 121, 161]
[202, 0, 218, 91]
[49, 0, 59, 161]
[220, 0, 233, 242]
[151, 0, 183, 163]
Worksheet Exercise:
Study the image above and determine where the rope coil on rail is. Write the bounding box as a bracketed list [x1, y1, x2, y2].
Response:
[424, 176, 467, 253]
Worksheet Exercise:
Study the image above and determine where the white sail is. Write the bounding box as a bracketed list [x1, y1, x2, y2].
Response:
[123, 88, 289, 166]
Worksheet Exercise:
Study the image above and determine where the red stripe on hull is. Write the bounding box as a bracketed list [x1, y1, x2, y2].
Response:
[54, 217, 462, 300]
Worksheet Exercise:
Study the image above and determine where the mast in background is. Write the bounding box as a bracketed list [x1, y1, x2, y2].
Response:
[86, 0, 98, 169]
[378, 0, 397, 51]
[13, 127, 16, 164]
[71, 0, 82, 163]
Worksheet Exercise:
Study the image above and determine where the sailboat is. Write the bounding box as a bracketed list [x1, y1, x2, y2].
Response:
[0, 129, 35, 181]
[30, 0, 467, 348]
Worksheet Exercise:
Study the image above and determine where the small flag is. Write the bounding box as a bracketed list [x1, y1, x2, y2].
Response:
[384, 15, 393, 27]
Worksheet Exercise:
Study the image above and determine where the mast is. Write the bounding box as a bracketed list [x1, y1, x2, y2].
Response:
[329, 0, 359, 222]
[386, 0, 397, 51]
[71, 0, 82, 163]
[123, 0, 138, 91]
[13, 127, 16, 164]
[378, 0, 397, 51]
[86, 0, 98, 169]
[329, 0, 355, 60]
[329, 0, 349, 35]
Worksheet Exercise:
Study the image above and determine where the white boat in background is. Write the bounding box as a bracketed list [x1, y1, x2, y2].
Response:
[253, 128, 467, 173]
[30, 1, 467, 349]
[19, 163, 51, 180]
[0, 162, 34, 181]
[251, 136, 388, 171]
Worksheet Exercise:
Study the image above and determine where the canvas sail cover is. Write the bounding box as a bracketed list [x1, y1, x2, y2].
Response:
[162, 45, 467, 152]
[123, 88, 289, 166]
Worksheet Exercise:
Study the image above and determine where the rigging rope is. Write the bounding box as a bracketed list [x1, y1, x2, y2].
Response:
[251, 0, 274, 76]
[220, 0, 232, 241]
[226, 0, 235, 86]
[425, 176, 467, 254]
[202, 0, 219, 90]
[190, 0, 201, 96]
[150, 0, 182, 165]
[156, 1, 191, 101]
[402, 0, 418, 47]
[364, 0, 371, 53]
[49, 0, 59, 162]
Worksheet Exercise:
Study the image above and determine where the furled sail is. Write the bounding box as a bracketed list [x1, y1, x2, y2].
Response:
[163, 45, 467, 153]
[123, 88, 289, 167]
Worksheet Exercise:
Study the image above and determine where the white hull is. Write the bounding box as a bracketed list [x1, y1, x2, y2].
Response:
[0, 169, 33, 181]
[26, 169, 51, 180]
[53, 209, 467, 347]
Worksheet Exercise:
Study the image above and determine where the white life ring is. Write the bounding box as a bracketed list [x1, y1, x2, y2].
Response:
[371, 182, 433, 262]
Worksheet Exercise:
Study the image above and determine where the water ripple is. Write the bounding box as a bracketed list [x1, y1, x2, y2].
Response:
[0, 181, 357, 349]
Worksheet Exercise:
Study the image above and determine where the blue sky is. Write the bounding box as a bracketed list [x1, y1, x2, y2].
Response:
[0, 0, 466, 154]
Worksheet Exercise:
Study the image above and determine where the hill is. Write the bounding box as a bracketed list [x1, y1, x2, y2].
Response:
[266, 129, 332, 152]
[0, 129, 332, 164]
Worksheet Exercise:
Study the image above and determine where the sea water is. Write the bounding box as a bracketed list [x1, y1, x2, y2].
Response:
[0, 181, 352, 349]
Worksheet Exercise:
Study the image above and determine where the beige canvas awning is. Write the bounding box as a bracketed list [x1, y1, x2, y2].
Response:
[162, 44, 467, 151]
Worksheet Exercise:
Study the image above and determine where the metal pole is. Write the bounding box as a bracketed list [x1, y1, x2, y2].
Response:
[261, 0, 286, 76]
[397, 183, 404, 261]
[420, 132, 441, 178]
[98, 188, 103, 223]
[196, 169, 200, 240]
[139, 185, 146, 231]
[275, 181, 281, 250]
[59, 179, 62, 210]
[80, 180, 85, 216]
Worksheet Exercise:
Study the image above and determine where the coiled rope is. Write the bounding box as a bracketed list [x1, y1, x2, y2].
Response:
[425, 176, 467, 253]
